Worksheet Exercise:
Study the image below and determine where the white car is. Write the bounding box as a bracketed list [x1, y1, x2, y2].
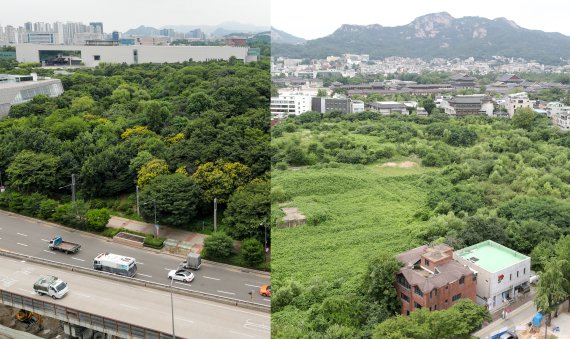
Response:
[168, 269, 195, 283]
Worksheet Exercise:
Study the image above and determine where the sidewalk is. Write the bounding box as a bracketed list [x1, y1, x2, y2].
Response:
[107, 216, 207, 255]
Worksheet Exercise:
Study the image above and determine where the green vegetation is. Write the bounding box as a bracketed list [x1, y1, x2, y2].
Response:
[0, 59, 270, 247]
[272, 110, 570, 337]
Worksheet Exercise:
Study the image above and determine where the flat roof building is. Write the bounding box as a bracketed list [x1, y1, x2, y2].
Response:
[0, 75, 64, 117]
[16, 44, 251, 67]
[454, 240, 530, 311]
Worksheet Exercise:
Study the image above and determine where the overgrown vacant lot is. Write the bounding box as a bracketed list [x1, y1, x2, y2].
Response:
[272, 163, 432, 291]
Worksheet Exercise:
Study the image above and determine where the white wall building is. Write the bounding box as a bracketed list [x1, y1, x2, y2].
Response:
[454, 240, 530, 311]
[271, 92, 313, 118]
[506, 92, 532, 117]
[16, 44, 249, 67]
[0, 74, 64, 117]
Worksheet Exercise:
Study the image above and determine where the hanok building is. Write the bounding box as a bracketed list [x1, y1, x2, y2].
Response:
[454, 240, 531, 311]
[395, 244, 477, 315]
[449, 73, 477, 89]
[441, 95, 494, 117]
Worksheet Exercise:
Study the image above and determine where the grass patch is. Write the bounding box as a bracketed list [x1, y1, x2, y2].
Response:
[272, 165, 431, 291]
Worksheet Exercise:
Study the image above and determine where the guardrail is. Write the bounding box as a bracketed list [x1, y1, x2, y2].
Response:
[0, 288, 177, 339]
[0, 249, 270, 313]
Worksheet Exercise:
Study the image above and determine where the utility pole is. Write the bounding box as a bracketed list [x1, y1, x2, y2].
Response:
[213, 198, 217, 232]
[136, 185, 140, 216]
[71, 174, 76, 203]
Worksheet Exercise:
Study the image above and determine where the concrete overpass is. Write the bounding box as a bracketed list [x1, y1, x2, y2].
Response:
[0, 256, 270, 339]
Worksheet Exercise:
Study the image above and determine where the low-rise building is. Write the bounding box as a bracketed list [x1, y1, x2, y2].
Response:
[454, 240, 531, 311]
[0, 74, 64, 117]
[441, 95, 494, 117]
[506, 92, 533, 117]
[395, 244, 477, 315]
[311, 97, 351, 114]
[271, 92, 313, 118]
[366, 101, 409, 115]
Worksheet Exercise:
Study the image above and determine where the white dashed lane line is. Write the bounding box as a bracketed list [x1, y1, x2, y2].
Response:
[17, 243, 28, 247]
[43, 250, 55, 255]
[71, 257, 85, 262]
[203, 276, 221, 281]
[217, 290, 235, 295]
[137, 273, 152, 278]
[264, 298, 270, 302]
[41, 239, 50, 242]
[16, 233, 28, 237]
[245, 284, 260, 288]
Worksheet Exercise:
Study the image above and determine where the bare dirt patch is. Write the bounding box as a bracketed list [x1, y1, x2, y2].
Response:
[380, 161, 418, 168]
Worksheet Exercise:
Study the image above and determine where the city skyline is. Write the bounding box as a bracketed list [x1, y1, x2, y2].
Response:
[272, 0, 570, 40]
[1, 0, 270, 33]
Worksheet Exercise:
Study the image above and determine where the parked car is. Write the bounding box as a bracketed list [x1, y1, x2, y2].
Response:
[167, 269, 195, 283]
[259, 285, 271, 297]
[499, 331, 518, 339]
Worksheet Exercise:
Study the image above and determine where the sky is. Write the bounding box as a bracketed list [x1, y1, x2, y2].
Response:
[0, 0, 270, 33]
[272, 0, 570, 40]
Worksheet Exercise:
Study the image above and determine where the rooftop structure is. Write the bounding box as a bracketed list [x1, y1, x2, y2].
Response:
[454, 240, 530, 311]
[455, 240, 528, 273]
[0, 74, 64, 117]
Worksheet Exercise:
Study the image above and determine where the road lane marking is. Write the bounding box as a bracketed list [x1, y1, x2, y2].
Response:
[71, 257, 85, 262]
[17, 243, 28, 247]
[175, 282, 190, 287]
[137, 273, 152, 278]
[119, 303, 139, 310]
[138, 262, 144, 265]
[175, 317, 194, 324]
[41, 239, 50, 242]
[16, 233, 28, 237]
[245, 284, 260, 288]
[217, 290, 235, 295]
[244, 320, 270, 331]
[73, 292, 91, 298]
[203, 276, 221, 281]
[264, 298, 270, 302]
[164, 268, 172, 271]
[43, 250, 55, 255]
[229, 331, 255, 338]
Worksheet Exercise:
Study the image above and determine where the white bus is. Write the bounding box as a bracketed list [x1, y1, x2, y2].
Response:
[93, 253, 137, 277]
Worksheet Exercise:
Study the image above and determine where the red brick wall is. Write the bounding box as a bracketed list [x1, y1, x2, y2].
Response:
[395, 273, 477, 315]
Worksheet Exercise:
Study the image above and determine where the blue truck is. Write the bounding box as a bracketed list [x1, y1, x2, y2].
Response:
[48, 236, 81, 254]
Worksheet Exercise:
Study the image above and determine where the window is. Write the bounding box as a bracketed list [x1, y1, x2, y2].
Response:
[424, 259, 430, 266]
[414, 286, 423, 297]
[397, 275, 411, 290]
[434, 305, 437, 310]
[459, 276, 465, 285]
[517, 271, 519, 278]
[93, 55, 100, 60]
[473, 275, 477, 282]
[510, 273, 512, 281]
[445, 299, 448, 304]
[414, 302, 422, 309]
[429, 291, 432, 299]
[401, 292, 410, 303]
[524, 268, 526, 275]
[452, 294, 461, 302]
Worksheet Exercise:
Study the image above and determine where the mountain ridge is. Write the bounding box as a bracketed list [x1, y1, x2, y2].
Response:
[272, 13, 570, 64]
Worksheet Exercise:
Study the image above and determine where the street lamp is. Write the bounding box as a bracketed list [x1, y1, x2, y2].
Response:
[170, 274, 176, 339]
[142, 199, 158, 238]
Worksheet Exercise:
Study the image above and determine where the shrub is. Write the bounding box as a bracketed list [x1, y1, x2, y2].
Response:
[203, 231, 234, 259]
[241, 238, 265, 265]
[101, 227, 123, 238]
[38, 198, 59, 220]
[85, 208, 111, 232]
[144, 235, 166, 249]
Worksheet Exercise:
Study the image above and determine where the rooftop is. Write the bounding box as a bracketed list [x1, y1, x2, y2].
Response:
[455, 240, 529, 273]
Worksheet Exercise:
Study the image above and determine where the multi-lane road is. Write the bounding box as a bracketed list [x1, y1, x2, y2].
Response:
[0, 211, 270, 305]
[0, 256, 270, 338]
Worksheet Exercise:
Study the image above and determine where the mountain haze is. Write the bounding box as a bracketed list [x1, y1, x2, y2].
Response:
[272, 12, 570, 64]
[271, 27, 306, 44]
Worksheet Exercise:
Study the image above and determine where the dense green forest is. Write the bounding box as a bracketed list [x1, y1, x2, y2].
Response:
[0, 59, 271, 251]
[271, 110, 570, 337]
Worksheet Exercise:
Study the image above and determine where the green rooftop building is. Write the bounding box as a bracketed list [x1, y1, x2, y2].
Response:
[453, 240, 530, 311]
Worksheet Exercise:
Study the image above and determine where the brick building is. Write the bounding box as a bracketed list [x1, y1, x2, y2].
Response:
[395, 244, 477, 315]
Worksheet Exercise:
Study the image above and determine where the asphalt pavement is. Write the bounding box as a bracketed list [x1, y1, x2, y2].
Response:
[0, 211, 270, 306]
